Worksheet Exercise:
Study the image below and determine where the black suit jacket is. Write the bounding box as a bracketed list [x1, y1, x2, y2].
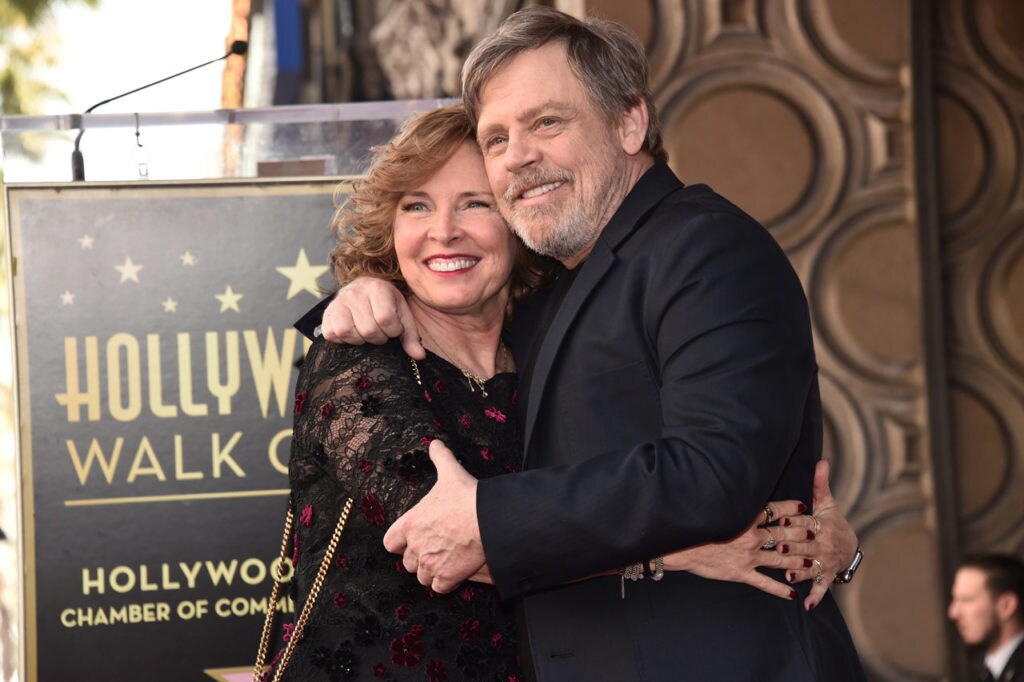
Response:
[476, 164, 864, 680]
[1002, 638, 1024, 681]
[978, 637, 1024, 682]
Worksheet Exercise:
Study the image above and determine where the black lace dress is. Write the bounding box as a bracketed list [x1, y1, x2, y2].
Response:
[268, 337, 522, 682]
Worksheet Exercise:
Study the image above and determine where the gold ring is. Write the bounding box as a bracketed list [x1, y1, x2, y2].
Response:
[763, 504, 774, 525]
[811, 515, 822, 535]
[761, 527, 777, 551]
[812, 558, 823, 573]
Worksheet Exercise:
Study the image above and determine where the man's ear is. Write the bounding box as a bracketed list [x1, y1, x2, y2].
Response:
[995, 591, 1019, 623]
[618, 101, 649, 156]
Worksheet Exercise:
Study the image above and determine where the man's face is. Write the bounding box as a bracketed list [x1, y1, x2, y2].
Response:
[948, 567, 1000, 648]
[474, 42, 633, 267]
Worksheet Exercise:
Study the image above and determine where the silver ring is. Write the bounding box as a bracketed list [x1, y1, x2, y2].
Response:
[812, 558, 824, 584]
[763, 504, 774, 525]
[761, 527, 777, 551]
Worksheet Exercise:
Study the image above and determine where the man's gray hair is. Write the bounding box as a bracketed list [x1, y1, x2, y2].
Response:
[461, 6, 667, 163]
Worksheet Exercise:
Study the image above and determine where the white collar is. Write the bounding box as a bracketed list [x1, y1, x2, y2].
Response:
[986, 631, 1024, 680]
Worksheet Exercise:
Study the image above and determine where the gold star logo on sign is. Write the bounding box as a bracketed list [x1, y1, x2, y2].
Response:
[215, 285, 243, 312]
[276, 248, 328, 299]
[115, 256, 143, 283]
[203, 667, 257, 682]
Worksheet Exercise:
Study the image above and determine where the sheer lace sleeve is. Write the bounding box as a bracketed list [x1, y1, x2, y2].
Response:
[290, 337, 440, 520]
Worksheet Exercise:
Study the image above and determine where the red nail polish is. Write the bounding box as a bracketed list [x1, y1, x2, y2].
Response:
[806, 601, 816, 612]
[781, 544, 790, 554]
[797, 503, 807, 513]
[807, 530, 815, 540]
[782, 518, 792, 527]
[789, 589, 797, 600]
[803, 559, 812, 568]
[787, 571, 796, 582]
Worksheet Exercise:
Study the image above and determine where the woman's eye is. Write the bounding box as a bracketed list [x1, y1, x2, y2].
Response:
[466, 200, 492, 209]
[400, 201, 427, 212]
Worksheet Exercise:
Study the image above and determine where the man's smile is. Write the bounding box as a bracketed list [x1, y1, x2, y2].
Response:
[520, 180, 565, 200]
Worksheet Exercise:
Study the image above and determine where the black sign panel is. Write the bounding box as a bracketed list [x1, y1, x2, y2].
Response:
[6, 179, 347, 680]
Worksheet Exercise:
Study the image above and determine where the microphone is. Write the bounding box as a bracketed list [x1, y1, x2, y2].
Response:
[71, 40, 248, 181]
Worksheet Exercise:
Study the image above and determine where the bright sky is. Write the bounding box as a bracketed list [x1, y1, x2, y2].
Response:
[4, 0, 234, 181]
[46, 0, 234, 114]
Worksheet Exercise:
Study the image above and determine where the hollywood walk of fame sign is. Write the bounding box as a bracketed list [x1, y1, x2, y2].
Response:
[5, 178, 350, 680]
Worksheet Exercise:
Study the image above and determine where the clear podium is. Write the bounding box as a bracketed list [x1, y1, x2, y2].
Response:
[1, 99, 455, 183]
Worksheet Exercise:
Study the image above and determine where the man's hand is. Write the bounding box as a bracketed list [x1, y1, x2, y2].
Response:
[383, 440, 484, 593]
[321, 277, 425, 359]
[468, 564, 494, 585]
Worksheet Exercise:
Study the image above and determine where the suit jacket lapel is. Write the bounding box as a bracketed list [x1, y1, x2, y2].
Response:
[520, 163, 685, 464]
[522, 240, 614, 463]
[1001, 638, 1024, 681]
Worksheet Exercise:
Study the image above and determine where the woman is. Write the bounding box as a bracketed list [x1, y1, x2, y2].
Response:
[257, 104, 836, 681]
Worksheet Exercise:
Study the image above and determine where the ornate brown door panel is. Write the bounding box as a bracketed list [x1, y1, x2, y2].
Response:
[582, 1, 985, 679]
[935, 0, 1024, 567]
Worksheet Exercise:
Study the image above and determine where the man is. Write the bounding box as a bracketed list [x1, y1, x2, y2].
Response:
[304, 7, 864, 680]
[949, 554, 1024, 682]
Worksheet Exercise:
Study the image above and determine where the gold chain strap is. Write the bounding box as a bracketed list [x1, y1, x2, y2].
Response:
[253, 507, 295, 680]
[253, 497, 354, 682]
[409, 357, 423, 386]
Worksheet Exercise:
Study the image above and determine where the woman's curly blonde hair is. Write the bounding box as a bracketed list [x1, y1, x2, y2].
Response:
[329, 103, 552, 313]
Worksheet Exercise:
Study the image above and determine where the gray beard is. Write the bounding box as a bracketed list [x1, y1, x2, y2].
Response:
[508, 206, 596, 262]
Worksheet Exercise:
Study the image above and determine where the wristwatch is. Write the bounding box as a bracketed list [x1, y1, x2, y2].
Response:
[833, 548, 863, 584]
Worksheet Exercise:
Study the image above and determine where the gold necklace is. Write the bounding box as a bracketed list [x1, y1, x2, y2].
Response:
[419, 327, 509, 398]
[460, 368, 490, 396]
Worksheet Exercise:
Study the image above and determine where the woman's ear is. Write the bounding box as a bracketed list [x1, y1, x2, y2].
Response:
[618, 102, 649, 156]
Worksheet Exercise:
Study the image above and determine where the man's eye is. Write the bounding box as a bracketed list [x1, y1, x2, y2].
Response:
[539, 118, 557, 127]
[486, 136, 507, 149]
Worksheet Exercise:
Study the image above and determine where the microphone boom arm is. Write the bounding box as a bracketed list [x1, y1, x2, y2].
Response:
[71, 41, 247, 181]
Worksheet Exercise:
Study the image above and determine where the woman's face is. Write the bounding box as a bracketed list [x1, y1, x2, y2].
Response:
[394, 142, 516, 320]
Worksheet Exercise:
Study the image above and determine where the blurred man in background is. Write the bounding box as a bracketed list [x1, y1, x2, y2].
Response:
[949, 554, 1024, 682]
